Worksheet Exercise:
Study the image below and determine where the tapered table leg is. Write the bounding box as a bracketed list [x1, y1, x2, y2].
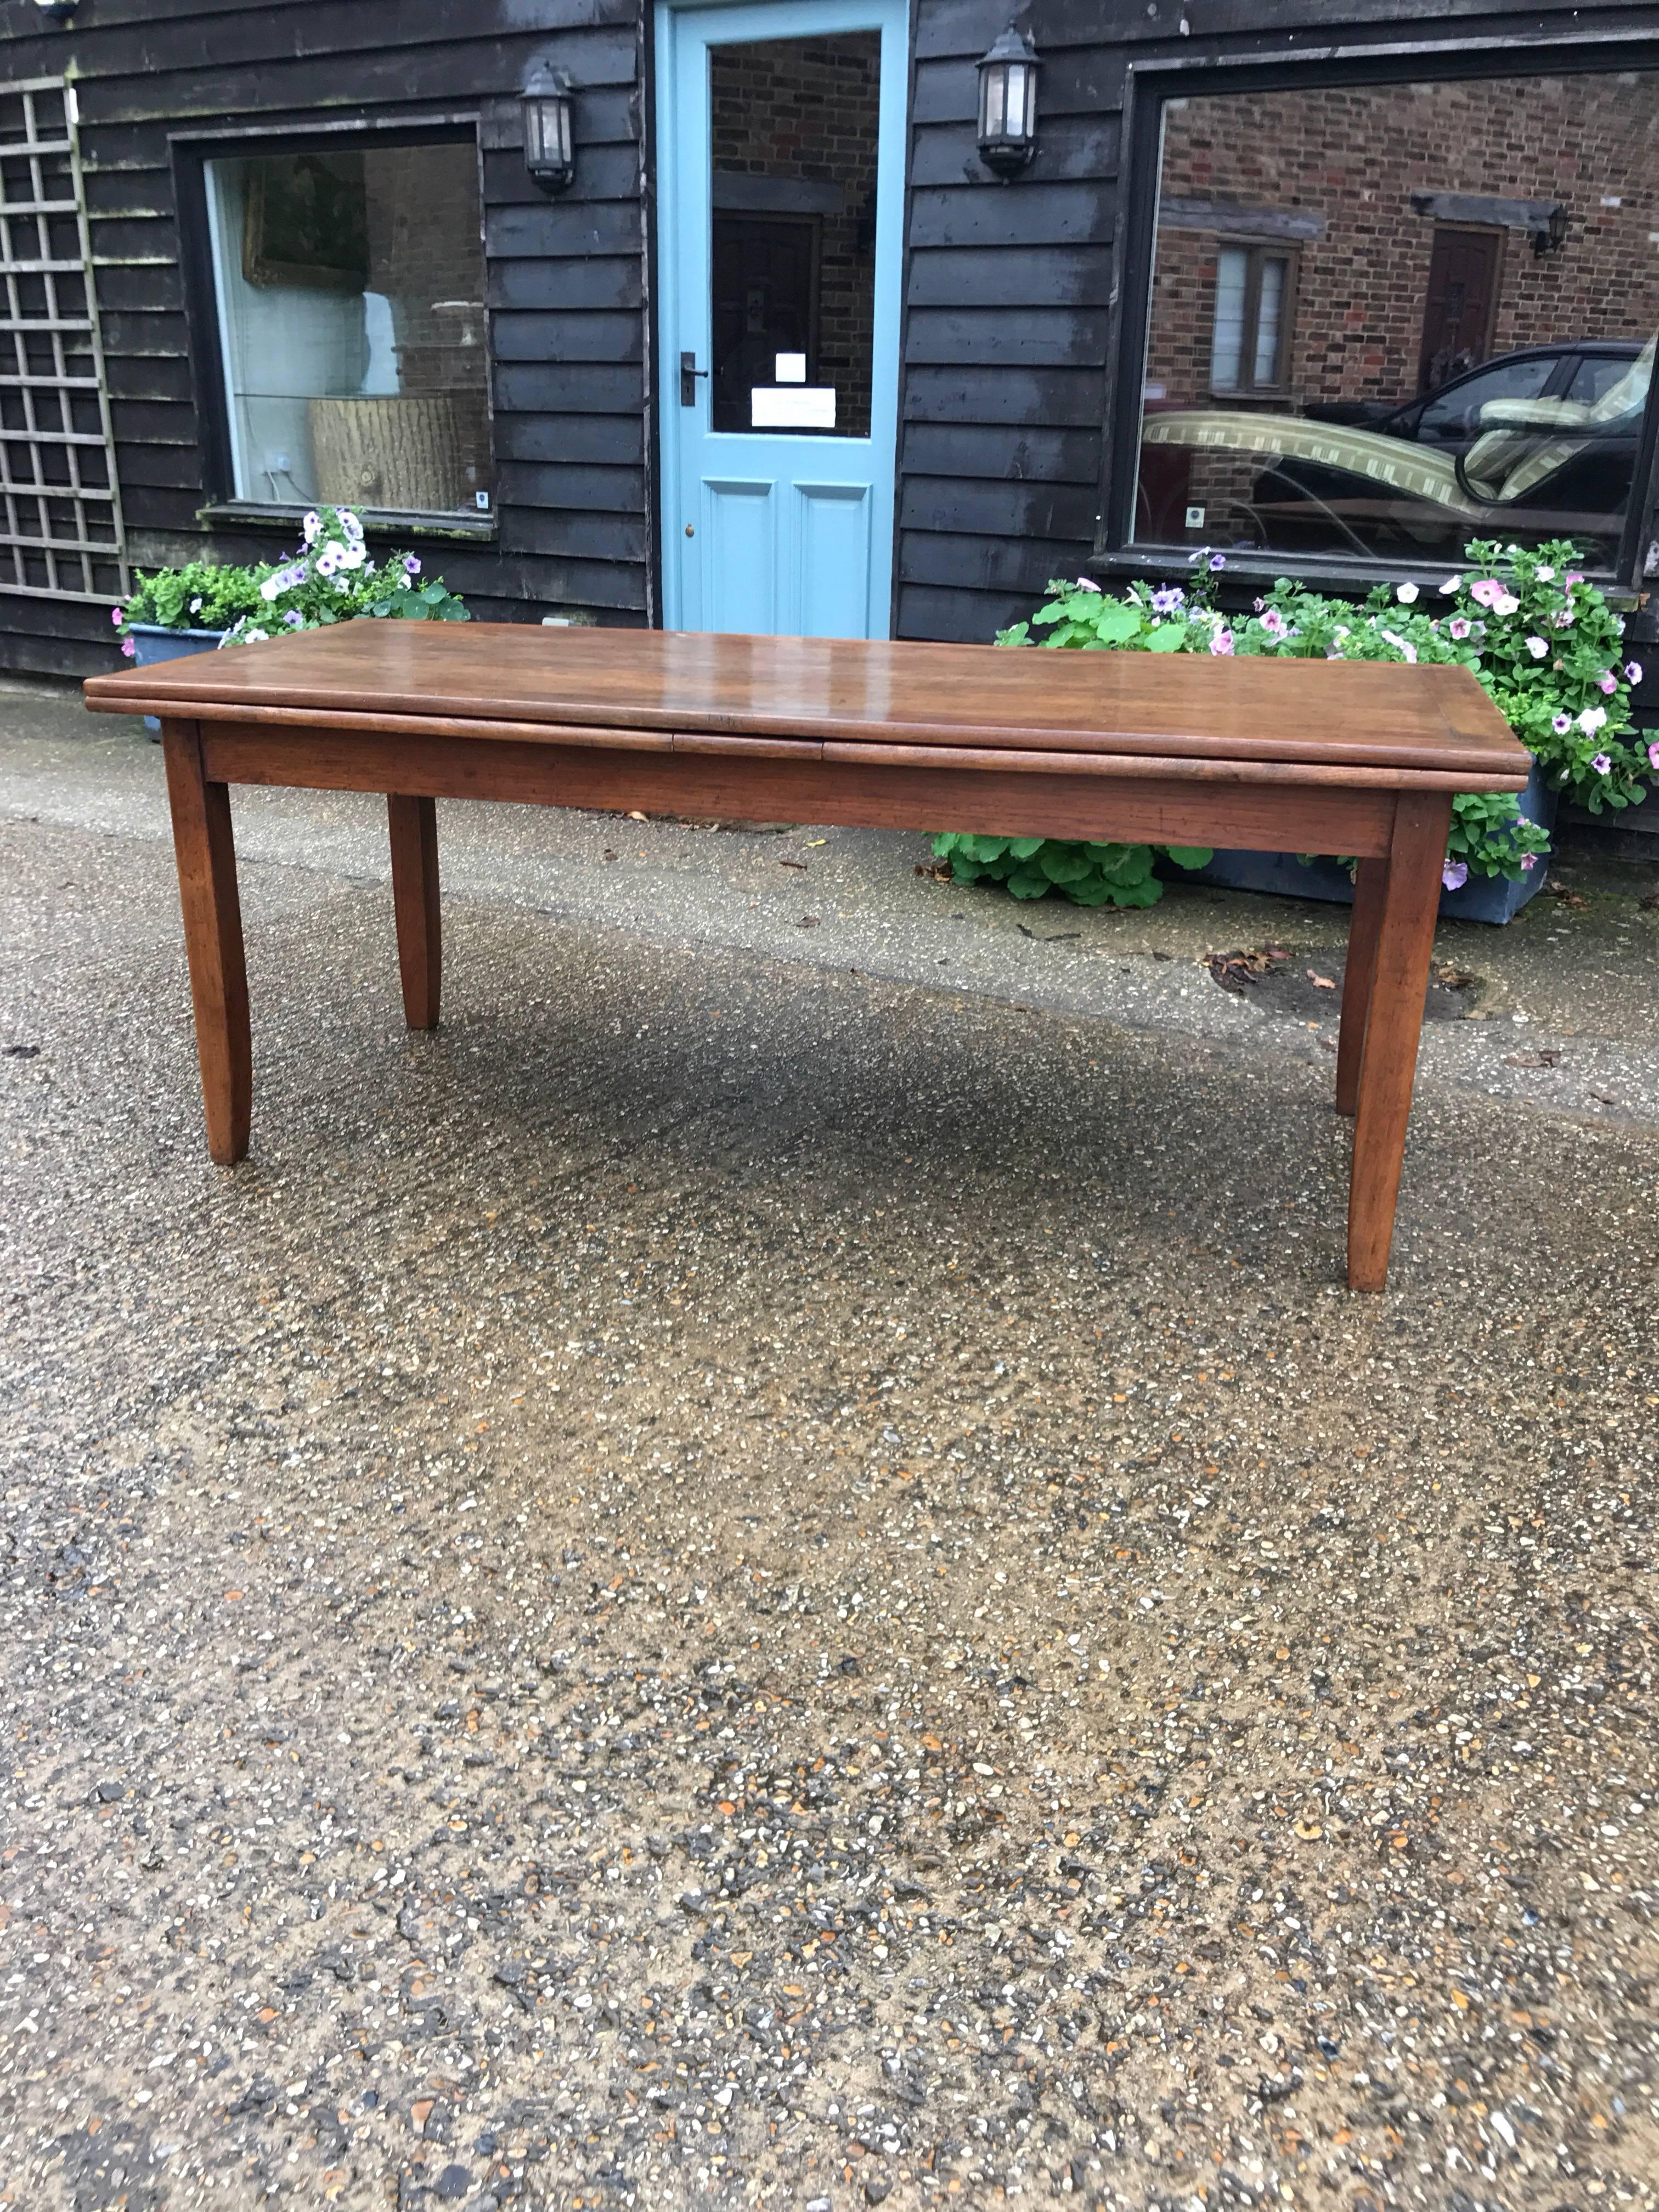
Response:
[388, 793, 441, 1029]
[1335, 856, 1388, 1118]
[161, 718, 251, 1165]
[1346, 792, 1451, 1291]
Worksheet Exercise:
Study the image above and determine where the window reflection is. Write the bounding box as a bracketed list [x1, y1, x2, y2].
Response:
[206, 142, 491, 518]
[1136, 74, 1658, 567]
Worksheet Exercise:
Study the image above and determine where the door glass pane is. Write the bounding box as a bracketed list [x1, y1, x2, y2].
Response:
[206, 141, 491, 517]
[708, 32, 881, 437]
[1135, 71, 1659, 568]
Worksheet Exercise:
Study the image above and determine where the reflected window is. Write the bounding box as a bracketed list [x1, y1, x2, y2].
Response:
[708, 32, 880, 437]
[1135, 74, 1659, 568]
[1210, 244, 1295, 394]
[205, 140, 492, 518]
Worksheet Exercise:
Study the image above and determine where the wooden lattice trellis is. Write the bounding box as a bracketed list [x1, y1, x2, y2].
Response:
[0, 76, 127, 603]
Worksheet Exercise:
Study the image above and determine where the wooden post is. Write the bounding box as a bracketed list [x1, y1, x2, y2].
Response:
[1335, 856, 1389, 1118]
[160, 718, 251, 1165]
[387, 793, 441, 1029]
[1346, 792, 1452, 1291]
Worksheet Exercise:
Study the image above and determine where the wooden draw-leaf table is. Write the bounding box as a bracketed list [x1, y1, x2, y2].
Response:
[83, 622, 1530, 1290]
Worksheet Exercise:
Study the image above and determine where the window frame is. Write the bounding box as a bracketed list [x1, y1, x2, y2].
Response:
[1205, 239, 1299, 401]
[1098, 34, 1659, 600]
[172, 114, 498, 541]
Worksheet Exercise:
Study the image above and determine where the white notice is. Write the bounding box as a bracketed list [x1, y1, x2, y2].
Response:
[751, 385, 837, 430]
[775, 352, 807, 382]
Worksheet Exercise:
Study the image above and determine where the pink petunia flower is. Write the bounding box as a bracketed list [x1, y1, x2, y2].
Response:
[1598, 670, 1618, 695]
[1469, 578, 1504, 608]
[1520, 853, 1538, 870]
[1648, 741, 1659, 772]
[110, 605, 123, 626]
[120, 637, 135, 656]
[1208, 628, 1235, 656]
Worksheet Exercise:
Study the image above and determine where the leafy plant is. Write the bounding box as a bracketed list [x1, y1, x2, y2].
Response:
[938, 534, 1644, 904]
[117, 559, 268, 635]
[112, 506, 469, 656]
[929, 832, 1212, 908]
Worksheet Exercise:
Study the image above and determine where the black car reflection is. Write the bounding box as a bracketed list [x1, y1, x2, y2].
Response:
[1137, 338, 1652, 563]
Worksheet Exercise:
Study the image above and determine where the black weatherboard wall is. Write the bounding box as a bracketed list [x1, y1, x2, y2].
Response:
[0, 0, 1655, 677]
[0, 0, 650, 678]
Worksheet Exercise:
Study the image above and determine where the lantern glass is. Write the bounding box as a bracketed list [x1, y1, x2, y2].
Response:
[980, 67, 1006, 140]
[1003, 61, 1029, 139]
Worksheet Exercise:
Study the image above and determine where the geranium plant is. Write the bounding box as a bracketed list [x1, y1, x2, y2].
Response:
[113, 506, 469, 656]
[936, 535, 1644, 905]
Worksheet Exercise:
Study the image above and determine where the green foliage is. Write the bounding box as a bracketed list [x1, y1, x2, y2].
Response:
[940, 537, 1644, 902]
[119, 560, 268, 634]
[930, 831, 1211, 909]
[114, 505, 470, 656]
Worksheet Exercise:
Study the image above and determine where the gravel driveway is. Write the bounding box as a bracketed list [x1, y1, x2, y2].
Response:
[3, 721, 1658, 2212]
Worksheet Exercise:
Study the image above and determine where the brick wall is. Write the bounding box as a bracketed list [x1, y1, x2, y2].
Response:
[710, 33, 880, 437]
[1147, 73, 1659, 414]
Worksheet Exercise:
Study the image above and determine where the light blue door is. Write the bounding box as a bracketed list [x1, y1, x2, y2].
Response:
[655, 0, 907, 637]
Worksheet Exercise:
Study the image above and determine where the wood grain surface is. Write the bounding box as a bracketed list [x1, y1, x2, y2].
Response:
[85, 622, 1531, 785]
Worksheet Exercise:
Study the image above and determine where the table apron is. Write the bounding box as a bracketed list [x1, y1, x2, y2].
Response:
[194, 721, 1403, 859]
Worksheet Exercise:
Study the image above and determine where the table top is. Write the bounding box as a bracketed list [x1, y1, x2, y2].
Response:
[84, 621, 1531, 782]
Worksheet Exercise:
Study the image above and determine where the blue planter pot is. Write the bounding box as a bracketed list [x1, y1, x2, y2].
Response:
[1182, 759, 1558, 926]
[128, 623, 227, 735]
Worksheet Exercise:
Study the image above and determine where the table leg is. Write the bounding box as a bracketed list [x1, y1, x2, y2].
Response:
[387, 793, 441, 1029]
[1346, 792, 1451, 1291]
[161, 718, 251, 1166]
[1335, 857, 1387, 1117]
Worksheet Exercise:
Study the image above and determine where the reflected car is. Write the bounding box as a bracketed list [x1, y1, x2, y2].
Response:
[1216, 339, 1652, 561]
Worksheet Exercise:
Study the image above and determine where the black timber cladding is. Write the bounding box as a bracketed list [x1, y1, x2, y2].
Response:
[1, 0, 1657, 674]
[0, 0, 650, 677]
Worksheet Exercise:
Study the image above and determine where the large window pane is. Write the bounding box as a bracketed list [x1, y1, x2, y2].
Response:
[1136, 74, 1658, 568]
[206, 142, 492, 518]
[708, 32, 881, 438]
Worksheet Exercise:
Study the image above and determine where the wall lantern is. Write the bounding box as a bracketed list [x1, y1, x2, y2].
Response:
[522, 62, 575, 196]
[33, 0, 82, 22]
[1532, 201, 1570, 257]
[976, 25, 1040, 179]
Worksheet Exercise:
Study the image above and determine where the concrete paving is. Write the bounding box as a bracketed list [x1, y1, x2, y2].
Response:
[3, 681, 1658, 2212]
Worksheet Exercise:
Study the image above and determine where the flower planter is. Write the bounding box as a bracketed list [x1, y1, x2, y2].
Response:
[128, 623, 226, 736]
[1179, 758, 1559, 926]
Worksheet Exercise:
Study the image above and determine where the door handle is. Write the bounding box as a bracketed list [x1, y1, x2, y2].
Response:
[680, 351, 709, 407]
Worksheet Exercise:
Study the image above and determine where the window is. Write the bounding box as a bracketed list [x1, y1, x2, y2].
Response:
[0, 76, 127, 601]
[1132, 70, 1659, 573]
[1210, 244, 1295, 394]
[204, 139, 492, 521]
[1414, 354, 1553, 444]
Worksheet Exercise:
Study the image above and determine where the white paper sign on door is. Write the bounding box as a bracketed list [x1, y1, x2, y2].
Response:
[751, 385, 837, 430]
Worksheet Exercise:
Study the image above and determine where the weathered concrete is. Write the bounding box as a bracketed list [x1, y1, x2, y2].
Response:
[3, 687, 1658, 2212]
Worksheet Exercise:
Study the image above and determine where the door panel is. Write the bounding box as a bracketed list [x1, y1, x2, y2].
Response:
[1418, 226, 1502, 395]
[656, 0, 906, 639]
[797, 480, 871, 637]
[703, 476, 778, 632]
